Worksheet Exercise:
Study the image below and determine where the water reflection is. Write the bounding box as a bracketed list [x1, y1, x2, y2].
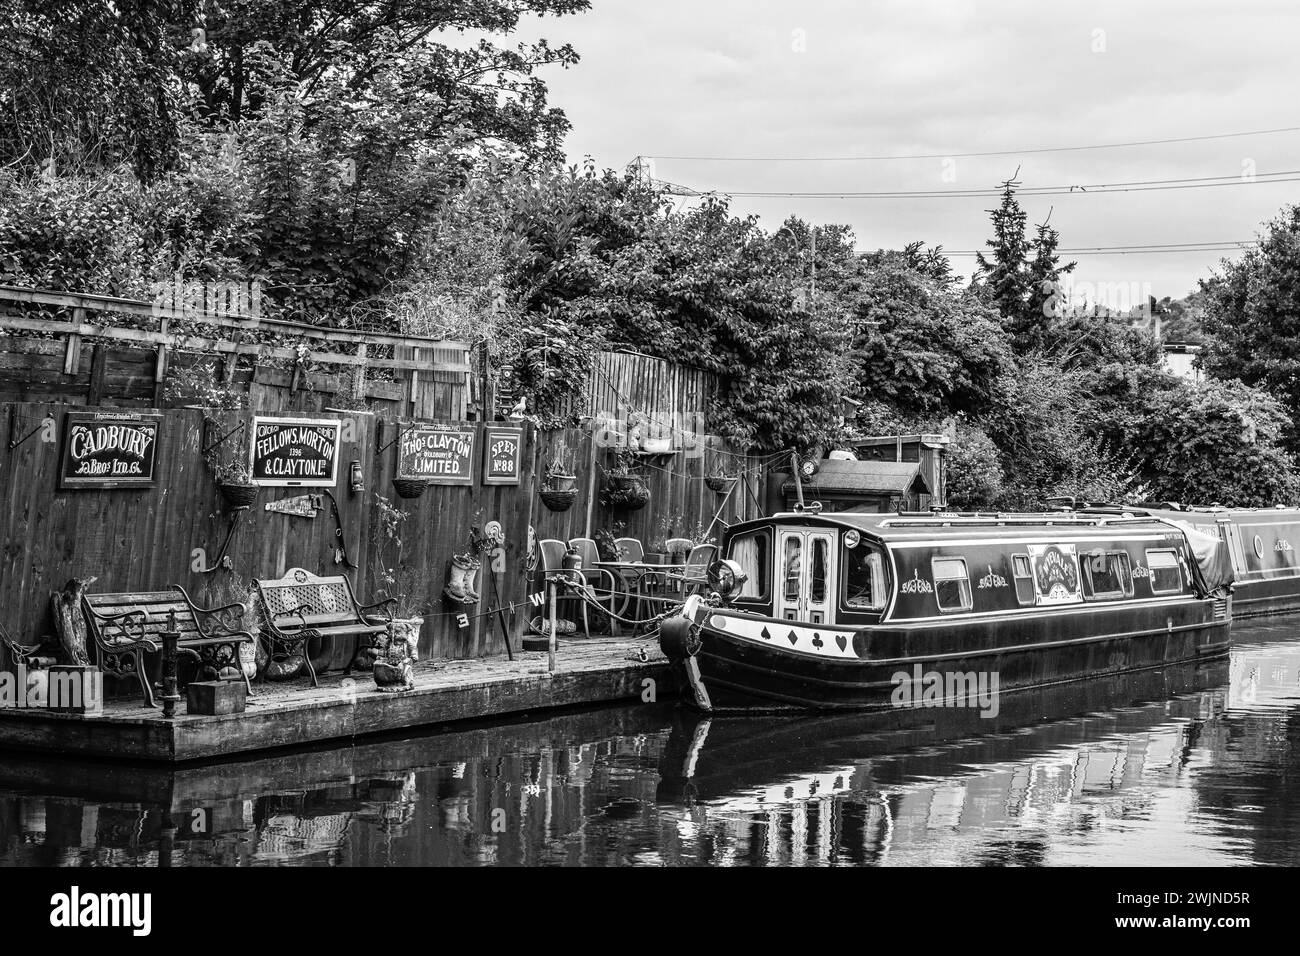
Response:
[2, 621, 1299, 866]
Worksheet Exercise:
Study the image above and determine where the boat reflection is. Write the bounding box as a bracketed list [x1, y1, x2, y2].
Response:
[1, 622, 1297, 866]
[653, 622, 1300, 865]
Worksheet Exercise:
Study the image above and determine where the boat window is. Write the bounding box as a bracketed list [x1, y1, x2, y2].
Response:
[727, 531, 770, 600]
[932, 557, 972, 613]
[1146, 549, 1183, 594]
[811, 537, 829, 602]
[1081, 549, 1133, 600]
[782, 535, 802, 603]
[1012, 554, 1035, 605]
[843, 543, 887, 610]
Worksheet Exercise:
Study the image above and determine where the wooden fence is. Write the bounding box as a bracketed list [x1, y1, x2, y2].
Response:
[0, 402, 762, 681]
[0, 286, 769, 687]
[0, 286, 472, 420]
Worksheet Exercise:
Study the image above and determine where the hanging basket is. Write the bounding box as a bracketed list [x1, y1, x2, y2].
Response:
[705, 475, 738, 494]
[540, 488, 579, 512]
[219, 481, 259, 509]
[600, 481, 651, 512]
[604, 472, 644, 493]
[392, 477, 429, 500]
[544, 473, 578, 493]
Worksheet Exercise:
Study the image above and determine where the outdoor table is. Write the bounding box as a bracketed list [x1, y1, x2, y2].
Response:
[594, 561, 677, 628]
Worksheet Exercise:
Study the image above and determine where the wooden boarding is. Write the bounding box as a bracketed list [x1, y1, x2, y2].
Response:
[82, 587, 254, 707]
[0, 637, 672, 762]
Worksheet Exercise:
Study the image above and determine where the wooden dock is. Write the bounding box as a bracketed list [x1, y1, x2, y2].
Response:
[0, 638, 672, 763]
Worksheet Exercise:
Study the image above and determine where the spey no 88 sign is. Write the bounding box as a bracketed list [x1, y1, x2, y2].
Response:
[250, 417, 341, 487]
[60, 412, 162, 489]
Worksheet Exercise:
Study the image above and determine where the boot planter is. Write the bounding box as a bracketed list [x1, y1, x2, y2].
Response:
[443, 553, 476, 604]
[463, 558, 482, 602]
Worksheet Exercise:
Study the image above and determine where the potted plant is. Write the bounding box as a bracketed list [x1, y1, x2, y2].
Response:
[444, 522, 493, 605]
[593, 528, 627, 562]
[540, 437, 579, 511]
[645, 514, 672, 564]
[227, 578, 269, 681]
[369, 496, 433, 691]
[203, 415, 258, 509]
[214, 458, 258, 509]
[392, 475, 429, 500]
[705, 468, 739, 495]
[600, 448, 650, 511]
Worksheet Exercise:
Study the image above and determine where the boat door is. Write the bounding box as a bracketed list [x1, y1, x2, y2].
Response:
[776, 529, 836, 623]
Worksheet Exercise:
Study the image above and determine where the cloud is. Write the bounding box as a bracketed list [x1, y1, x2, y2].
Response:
[519, 0, 1300, 295]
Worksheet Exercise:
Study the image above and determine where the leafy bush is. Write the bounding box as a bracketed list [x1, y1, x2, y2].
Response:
[1127, 378, 1300, 506]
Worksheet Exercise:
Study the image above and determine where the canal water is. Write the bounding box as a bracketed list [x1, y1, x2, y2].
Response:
[2, 620, 1298, 867]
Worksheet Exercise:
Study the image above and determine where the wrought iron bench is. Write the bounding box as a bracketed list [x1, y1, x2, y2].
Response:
[253, 568, 395, 686]
[82, 587, 255, 708]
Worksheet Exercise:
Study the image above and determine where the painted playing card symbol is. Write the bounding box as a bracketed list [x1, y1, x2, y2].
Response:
[811, 633, 824, 648]
[760, 626, 772, 640]
[786, 630, 798, 645]
[835, 635, 847, 651]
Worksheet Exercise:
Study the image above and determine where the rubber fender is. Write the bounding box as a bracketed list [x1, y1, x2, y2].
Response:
[659, 615, 701, 660]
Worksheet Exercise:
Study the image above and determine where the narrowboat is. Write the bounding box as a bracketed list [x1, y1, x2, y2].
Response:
[657, 509, 1234, 712]
[1077, 505, 1300, 618]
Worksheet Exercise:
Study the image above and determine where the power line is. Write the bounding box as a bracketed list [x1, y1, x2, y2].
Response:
[647, 125, 1300, 162]
[670, 169, 1300, 200]
[940, 240, 1252, 257]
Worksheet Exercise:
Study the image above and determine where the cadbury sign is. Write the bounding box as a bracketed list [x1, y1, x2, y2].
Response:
[59, 413, 162, 489]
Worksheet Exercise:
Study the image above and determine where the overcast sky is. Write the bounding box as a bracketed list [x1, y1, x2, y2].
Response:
[519, 0, 1300, 301]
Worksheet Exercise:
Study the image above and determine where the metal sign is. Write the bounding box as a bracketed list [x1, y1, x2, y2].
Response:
[249, 416, 341, 487]
[264, 494, 323, 518]
[1029, 543, 1082, 606]
[397, 422, 476, 486]
[482, 427, 523, 486]
[59, 412, 162, 490]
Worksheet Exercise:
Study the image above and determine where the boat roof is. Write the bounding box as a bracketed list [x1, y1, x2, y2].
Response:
[1080, 503, 1300, 519]
[726, 510, 1184, 543]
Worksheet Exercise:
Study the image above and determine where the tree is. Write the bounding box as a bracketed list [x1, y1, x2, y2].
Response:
[1024, 214, 1076, 348]
[1126, 378, 1300, 506]
[944, 421, 1004, 509]
[0, 0, 587, 179]
[1199, 204, 1300, 451]
[981, 355, 1140, 509]
[842, 249, 1010, 422]
[182, 0, 587, 162]
[973, 176, 1076, 352]
[973, 174, 1030, 326]
[0, 0, 188, 178]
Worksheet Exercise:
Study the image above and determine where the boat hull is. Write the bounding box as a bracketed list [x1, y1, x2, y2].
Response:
[677, 599, 1230, 712]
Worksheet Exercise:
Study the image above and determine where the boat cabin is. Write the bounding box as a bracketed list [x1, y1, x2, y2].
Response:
[718, 510, 1222, 628]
